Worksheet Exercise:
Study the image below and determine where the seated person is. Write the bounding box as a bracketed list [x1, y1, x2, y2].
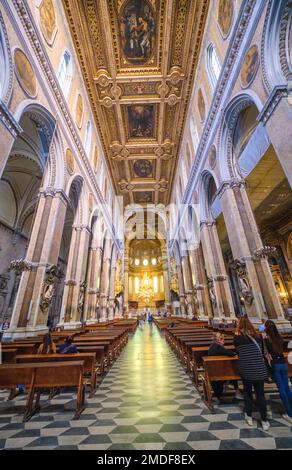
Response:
[58, 336, 78, 354]
[37, 332, 57, 354]
[192, 315, 198, 321]
[208, 332, 243, 402]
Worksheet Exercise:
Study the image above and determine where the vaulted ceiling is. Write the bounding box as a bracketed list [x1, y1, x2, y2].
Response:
[62, 0, 210, 206]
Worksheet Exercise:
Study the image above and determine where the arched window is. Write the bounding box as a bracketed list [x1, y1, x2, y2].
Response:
[206, 43, 221, 89]
[190, 117, 199, 153]
[57, 51, 72, 97]
[84, 121, 92, 154]
[181, 158, 188, 187]
[98, 161, 104, 189]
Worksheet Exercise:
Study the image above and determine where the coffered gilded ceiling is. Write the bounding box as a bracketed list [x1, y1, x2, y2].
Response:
[62, 0, 210, 206]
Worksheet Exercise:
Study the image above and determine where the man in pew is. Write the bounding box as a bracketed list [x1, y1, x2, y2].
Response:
[58, 336, 78, 354]
[208, 332, 243, 403]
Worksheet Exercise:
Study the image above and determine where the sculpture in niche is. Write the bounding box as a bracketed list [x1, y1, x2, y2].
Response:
[241, 45, 260, 88]
[133, 159, 153, 177]
[75, 94, 84, 129]
[198, 88, 206, 122]
[119, 0, 156, 65]
[232, 258, 254, 306]
[40, 265, 63, 314]
[14, 49, 37, 97]
[66, 149, 75, 175]
[39, 0, 57, 43]
[218, 0, 234, 37]
[127, 105, 154, 138]
[78, 281, 86, 318]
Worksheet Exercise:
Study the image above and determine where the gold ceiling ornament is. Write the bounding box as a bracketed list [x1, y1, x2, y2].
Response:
[119, 180, 135, 192]
[61, 0, 210, 203]
[167, 93, 180, 106]
[95, 69, 112, 88]
[154, 180, 168, 192]
[101, 96, 114, 108]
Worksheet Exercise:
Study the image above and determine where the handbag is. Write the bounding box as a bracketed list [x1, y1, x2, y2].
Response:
[247, 334, 272, 377]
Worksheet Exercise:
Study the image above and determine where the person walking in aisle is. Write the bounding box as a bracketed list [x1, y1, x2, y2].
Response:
[234, 315, 270, 431]
[264, 320, 292, 424]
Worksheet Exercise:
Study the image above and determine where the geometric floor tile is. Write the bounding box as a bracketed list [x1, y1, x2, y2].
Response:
[1, 323, 292, 450]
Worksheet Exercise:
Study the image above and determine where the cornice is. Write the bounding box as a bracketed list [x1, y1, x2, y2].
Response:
[0, 100, 23, 137]
[257, 85, 288, 125]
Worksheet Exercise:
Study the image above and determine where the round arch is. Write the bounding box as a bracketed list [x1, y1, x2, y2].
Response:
[218, 92, 263, 181]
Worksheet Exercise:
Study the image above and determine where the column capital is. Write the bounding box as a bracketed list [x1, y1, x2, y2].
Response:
[217, 179, 246, 200]
[39, 187, 69, 206]
[200, 220, 216, 228]
[0, 101, 23, 138]
[73, 224, 91, 234]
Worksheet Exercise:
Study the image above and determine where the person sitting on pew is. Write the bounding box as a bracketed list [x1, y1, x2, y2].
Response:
[208, 332, 243, 403]
[58, 336, 78, 354]
[234, 315, 270, 431]
[264, 320, 292, 425]
[37, 332, 57, 354]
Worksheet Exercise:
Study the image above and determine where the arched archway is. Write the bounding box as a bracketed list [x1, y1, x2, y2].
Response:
[0, 105, 65, 330]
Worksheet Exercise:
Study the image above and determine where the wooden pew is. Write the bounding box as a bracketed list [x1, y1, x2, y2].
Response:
[191, 345, 235, 387]
[1, 348, 18, 364]
[201, 353, 292, 411]
[15, 353, 97, 396]
[0, 361, 85, 421]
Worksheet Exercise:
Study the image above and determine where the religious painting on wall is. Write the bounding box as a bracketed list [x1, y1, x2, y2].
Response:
[39, 0, 57, 44]
[197, 88, 206, 122]
[217, 0, 234, 38]
[66, 148, 75, 175]
[127, 105, 154, 138]
[75, 94, 84, 129]
[133, 159, 153, 178]
[14, 49, 37, 98]
[119, 0, 156, 65]
[241, 45, 260, 88]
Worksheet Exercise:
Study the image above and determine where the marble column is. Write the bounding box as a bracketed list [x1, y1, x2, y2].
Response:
[189, 247, 213, 320]
[59, 224, 91, 328]
[0, 108, 21, 177]
[200, 221, 235, 320]
[181, 255, 194, 318]
[99, 256, 111, 322]
[263, 98, 292, 187]
[176, 263, 186, 317]
[84, 246, 103, 323]
[108, 264, 117, 320]
[6, 189, 68, 338]
[162, 253, 171, 309]
[218, 179, 288, 327]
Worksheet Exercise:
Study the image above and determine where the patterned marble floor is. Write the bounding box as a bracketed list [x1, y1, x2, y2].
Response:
[0, 323, 291, 450]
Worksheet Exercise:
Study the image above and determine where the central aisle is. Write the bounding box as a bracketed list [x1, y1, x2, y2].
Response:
[1, 324, 290, 450]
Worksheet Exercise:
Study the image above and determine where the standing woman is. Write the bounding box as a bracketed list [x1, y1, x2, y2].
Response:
[264, 320, 292, 424]
[234, 316, 270, 430]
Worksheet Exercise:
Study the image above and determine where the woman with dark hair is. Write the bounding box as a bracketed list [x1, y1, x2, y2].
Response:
[264, 320, 292, 424]
[234, 315, 269, 430]
[37, 332, 57, 354]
